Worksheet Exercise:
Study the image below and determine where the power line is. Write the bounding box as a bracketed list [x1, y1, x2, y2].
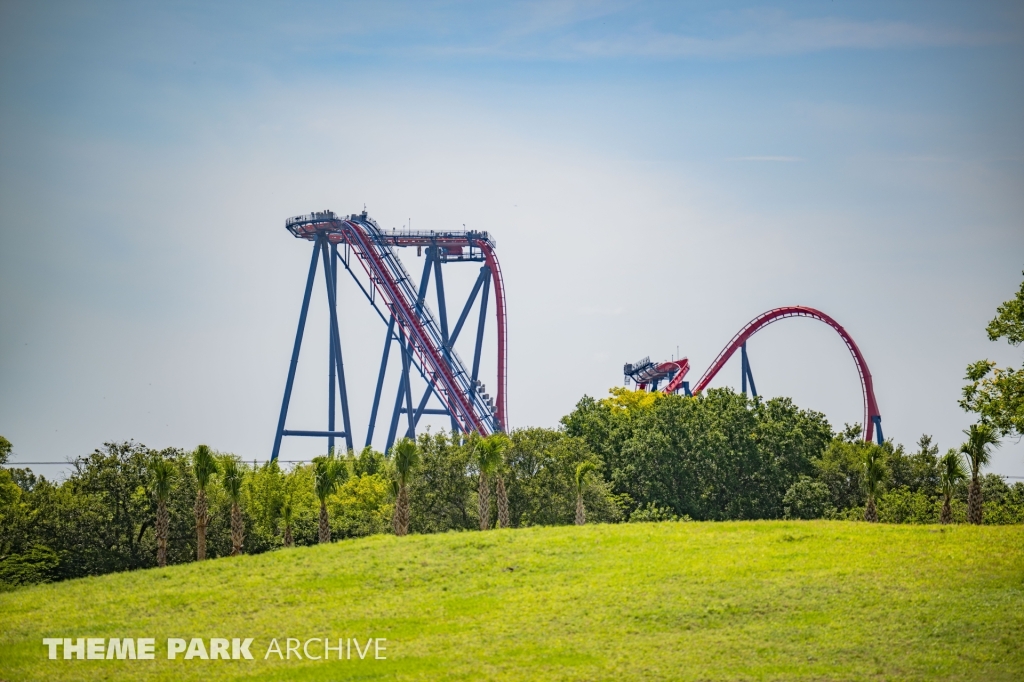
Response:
[5, 461, 1023, 480]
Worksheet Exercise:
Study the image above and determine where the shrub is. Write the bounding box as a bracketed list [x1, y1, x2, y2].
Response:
[0, 545, 60, 589]
[876, 487, 936, 524]
[783, 476, 834, 519]
[628, 503, 683, 523]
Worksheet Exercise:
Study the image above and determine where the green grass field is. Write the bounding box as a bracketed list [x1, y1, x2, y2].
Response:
[1, 521, 1022, 681]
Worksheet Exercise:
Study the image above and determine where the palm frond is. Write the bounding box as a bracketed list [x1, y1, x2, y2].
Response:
[393, 438, 419, 487]
[222, 459, 243, 502]
[960, 422, 1000, 476]
[862, 446, 886, 497]
[150, 457, 175, 503]
[281, 495, 293, 525]
[476, 434, 506, 475]
[939, 448, 967, 496]
[312, 453, 347, 503]
[193, 444, 219, 489]
[575, 461, 598, 494]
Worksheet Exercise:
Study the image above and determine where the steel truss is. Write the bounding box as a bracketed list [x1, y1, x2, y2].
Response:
[271, 210, 506, 461]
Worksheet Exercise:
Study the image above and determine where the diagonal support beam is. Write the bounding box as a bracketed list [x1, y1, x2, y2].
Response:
[385, 333, 417, 454]
[366, 315, 397, 448]
[272, 234, 321, 462]
[472, 272, 491, 384]
[450, 266, 489, 348]
[741, 342, 758, 398]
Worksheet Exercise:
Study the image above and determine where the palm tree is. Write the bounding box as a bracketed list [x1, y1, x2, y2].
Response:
[221, 460, 245, 556]
[961, 422, 1000, 524]
[862, 446, 885, 523]
[480, 434, 511, 528]
[574, 462, 597, 525]
[313, 454, 346, 543]
[391, 438, 419, 536]
[939, 448, 967, 524]
[151, 457, 175, 567]
[474, 435, 501, 530]
[281, 495, 295, 548]
[192, 445, 219, 561]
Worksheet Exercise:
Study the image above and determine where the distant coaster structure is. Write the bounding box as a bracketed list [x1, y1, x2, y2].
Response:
[271, 210, 506, 461]
[623, 306, 884, 444]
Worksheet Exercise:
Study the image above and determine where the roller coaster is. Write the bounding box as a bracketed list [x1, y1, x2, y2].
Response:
[270, 210, 506, 461]
[624, 306, 884, 444]
[269, 210, 883, 458]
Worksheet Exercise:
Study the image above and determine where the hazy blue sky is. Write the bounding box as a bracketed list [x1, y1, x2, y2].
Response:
[1, 1, 1023, 478]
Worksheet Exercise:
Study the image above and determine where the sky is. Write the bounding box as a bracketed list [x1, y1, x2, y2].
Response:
[1, 1, 1023, 479]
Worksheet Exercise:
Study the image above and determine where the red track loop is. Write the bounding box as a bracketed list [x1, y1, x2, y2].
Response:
[689, 306, 881, 443]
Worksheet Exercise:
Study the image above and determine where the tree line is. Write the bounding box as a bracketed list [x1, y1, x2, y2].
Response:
[1, 274, 1021, 590]
[0, 429, 616, 589]
[3, 400, 1021, 591]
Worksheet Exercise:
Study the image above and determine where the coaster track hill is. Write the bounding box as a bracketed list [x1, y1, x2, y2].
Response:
[623, 306, 884, 444]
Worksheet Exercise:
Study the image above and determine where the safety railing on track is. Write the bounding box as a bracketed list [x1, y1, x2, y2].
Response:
[348, 217, 499, 434]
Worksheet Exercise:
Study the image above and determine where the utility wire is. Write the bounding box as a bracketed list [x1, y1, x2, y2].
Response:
[6, 462, 1023, 479]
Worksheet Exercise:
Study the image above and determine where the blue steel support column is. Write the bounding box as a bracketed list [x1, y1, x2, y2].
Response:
[414, 249, 433, 312]
[471, 273, 491, 384]
[873, 415, 884, 445]
[328, 244, 337, 455]
[271, 234, 321, 462]
[433, 250, 450, 346]
[450, 266, 488, 345]
[385, 251, 435, 450]
[322, 241, 354, 454]
[741, 342, 758, 397]
[401, 337, 416, 438]
[365, 315, 397, 448]
[385, 333, 416, 454]
[384, 340, 404, 455]
[431, 250, 459, 432]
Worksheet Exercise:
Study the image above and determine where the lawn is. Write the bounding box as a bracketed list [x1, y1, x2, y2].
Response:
[1, 521, 1022, 681]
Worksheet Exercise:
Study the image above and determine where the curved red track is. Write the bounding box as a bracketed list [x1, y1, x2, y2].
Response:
[362, 229, 507, 431]
[687, 306, 881, 443]
[476, 240, 508, 431]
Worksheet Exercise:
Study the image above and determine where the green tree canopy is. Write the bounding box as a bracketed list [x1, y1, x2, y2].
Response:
[986, 273, 1024, 345]
[562, 388, 832, 520]
[961, 271, 1024, 436]
[0, 435, 11, 466]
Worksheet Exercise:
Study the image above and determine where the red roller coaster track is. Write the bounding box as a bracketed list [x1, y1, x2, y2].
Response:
[629, 306, 883, 443]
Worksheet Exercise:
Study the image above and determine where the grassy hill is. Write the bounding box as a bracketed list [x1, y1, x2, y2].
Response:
[1, 521, 1022, 681]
